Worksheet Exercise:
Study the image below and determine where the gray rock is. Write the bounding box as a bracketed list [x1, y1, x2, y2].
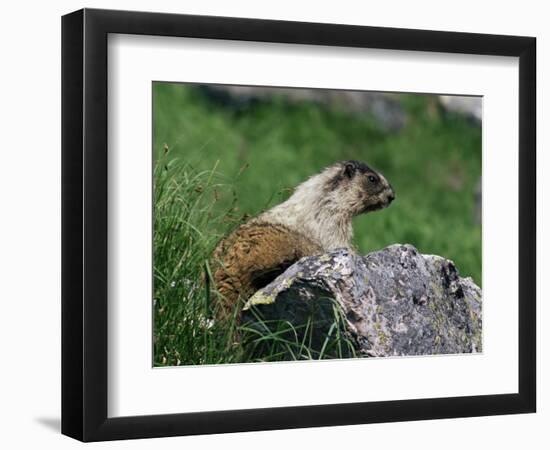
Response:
[199, 85, 408, 131]
[242, 244, 482, 358]
[439, 95, 482, 122]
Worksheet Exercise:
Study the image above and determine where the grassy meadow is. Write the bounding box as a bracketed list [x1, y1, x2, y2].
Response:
[153, 83, 482, 366]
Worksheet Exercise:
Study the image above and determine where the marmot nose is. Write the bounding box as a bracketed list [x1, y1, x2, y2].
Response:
[387, 192, 395, 204]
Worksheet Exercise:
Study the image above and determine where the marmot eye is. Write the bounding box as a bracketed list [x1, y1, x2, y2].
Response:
[368, 175, 377, 183]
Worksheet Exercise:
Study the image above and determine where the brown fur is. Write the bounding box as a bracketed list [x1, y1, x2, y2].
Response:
[211, 222, 322, 319]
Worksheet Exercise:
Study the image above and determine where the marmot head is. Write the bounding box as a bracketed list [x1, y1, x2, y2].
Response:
[325, 160, 395, 217]
[255, 159, 395, 250]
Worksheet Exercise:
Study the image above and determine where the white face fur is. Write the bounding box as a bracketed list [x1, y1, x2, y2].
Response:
[257, 161, 395, 250]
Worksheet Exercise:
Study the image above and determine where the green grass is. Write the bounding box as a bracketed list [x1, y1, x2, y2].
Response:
[153, 83, 482, 367]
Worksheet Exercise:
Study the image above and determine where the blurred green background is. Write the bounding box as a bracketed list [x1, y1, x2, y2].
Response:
[153, 82, 481, 285]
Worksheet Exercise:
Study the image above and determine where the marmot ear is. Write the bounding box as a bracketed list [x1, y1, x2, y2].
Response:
[343, 162, 356, 178]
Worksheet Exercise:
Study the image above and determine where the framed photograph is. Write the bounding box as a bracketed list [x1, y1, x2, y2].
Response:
[61, 8, 536, 442]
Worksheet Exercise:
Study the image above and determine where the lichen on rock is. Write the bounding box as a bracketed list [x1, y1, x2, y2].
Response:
[242, 244, 482, 358]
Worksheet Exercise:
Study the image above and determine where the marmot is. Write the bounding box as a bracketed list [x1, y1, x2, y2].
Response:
[211, 160, 395, 320]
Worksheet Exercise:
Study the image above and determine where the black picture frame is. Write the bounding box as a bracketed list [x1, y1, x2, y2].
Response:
[61, 8, 536, 442]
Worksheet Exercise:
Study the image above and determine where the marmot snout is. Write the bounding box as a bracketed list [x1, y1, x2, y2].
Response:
[211, 160, 395, 319]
